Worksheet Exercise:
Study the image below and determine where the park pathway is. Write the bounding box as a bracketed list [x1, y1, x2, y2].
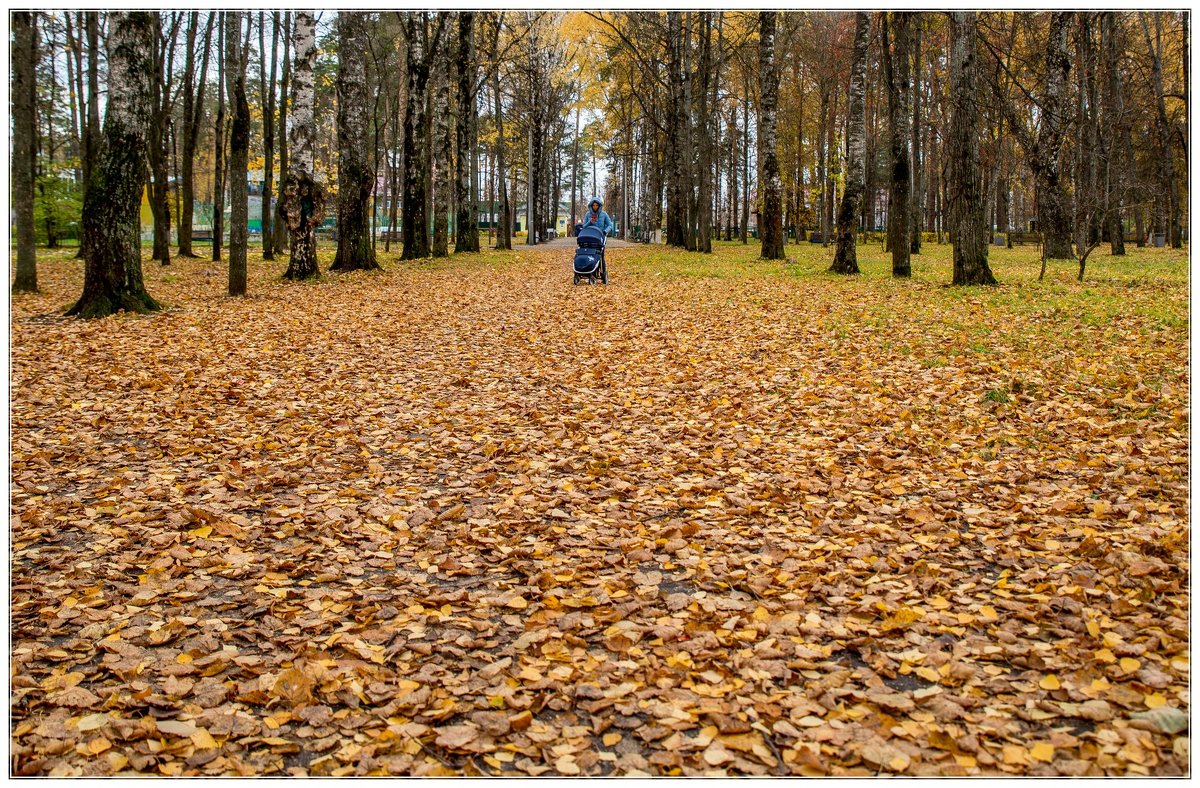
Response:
[9, 244, 1189, 777]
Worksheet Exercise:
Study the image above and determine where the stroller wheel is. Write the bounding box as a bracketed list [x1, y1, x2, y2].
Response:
[601, 260, 609, 285]
[589, 276, 596, 285]
[573, 274, 581, 285]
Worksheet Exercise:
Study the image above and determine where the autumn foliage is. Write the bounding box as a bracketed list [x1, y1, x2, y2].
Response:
[10, 241, 1189, 776]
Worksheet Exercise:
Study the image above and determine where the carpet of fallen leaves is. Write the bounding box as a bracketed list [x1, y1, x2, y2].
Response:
[10, 241, 1189, 776]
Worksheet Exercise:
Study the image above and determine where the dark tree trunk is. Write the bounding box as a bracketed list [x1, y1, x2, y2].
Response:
[741, 73, 749, 245]
[831, 13, 870, 275]
[883, 12, 912, 277]
[213, 16, 227, 262]
[74, 12, 102, 259]
[67, 13, 162, 318]
[665, 12, 690, 249]
[491, 48, 511, 250]
[272, 12, 292, 257]
[454, 12, 480, 253]
[178, 13, 213, 258]
[1101, 12, 1126, 256]
[910, 16, 923, 254]
[13, 11, 39, 293]
[1035, 13, 1076, 260]
[282, 11, 323, 280]
[696, 12, 714, 253]
[948, 12, 997, 286]
[261, 12, 279, 260]
[38, 19, 60, 249]
[432, 14, 453, 259]
[758, 11, 784, 260]
[225, 11, 250, 295]
[402, 13, 435, 259]
[331, 12, 379, 272]
[1141, 12, 1182, 248]
[149, 13, 180, 265]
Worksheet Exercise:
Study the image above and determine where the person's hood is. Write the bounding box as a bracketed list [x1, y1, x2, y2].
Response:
[587, 198, 603, 212]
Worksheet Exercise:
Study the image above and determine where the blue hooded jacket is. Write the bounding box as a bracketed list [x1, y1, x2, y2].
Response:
[580, 197, 614, 236]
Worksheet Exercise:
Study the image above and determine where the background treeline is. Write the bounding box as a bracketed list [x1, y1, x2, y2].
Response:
[10, 11, 1189, 309]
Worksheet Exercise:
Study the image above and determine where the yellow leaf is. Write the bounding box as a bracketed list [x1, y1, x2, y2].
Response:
[86, 737, 112, 754]
[1002, 745, 1026, 765]
[506, 596, 529, 610]
[953, 753, 977, 768]
[176, 653, 193, 665]
[1039, 674, 1061, 691]
[188, 525, 212, 538]
[602, 733, 622, 747]
[979, 605, 999, 622]
[191, 729, 218, 749]
[1119, 657, 1141, 673]
[1090, 677, 1111, 693]
[915, 667, 940, 683]
[1086, 620, 1100, 637]
[1030, 743, 1055, 762]
[1144, 693, 1167, 709]
[1094, 648, 1116, 664]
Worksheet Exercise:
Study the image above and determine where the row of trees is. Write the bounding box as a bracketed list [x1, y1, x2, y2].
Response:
[10, 12, 1189, 310]
[584, 11, 1187, 281]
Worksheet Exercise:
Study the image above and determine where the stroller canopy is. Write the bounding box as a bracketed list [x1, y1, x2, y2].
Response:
[577, 225, 606, 248]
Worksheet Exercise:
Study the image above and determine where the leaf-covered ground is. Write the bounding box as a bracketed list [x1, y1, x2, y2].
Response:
[10, 240, 1189, 776]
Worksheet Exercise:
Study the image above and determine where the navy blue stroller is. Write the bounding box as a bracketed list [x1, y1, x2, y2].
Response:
[572, 225, 608, 285]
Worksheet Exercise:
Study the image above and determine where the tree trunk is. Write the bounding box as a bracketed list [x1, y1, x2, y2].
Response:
[696, 12, 714, 253]
[67, 12, 161, 317]
[261, 12, 279, 260]
[910, 16, 923, 254]
[883, 13, 913, 276]
[664, 12, 690, 249]
[178, 13, 213, 258]
[282, 10, 323, 280]
[741, 74, 750, 245]
[331, 12, 380, 272]
[1101, 12, 1126, 256]
[1141, 12, 1182, 248]
[948, 12, 997, 286]
[225, 11, 250, 295]
[272, 12, 292, 257]
[491, 45, 511, 250]
[213, 17, 227, 262]
[1036, 13, 1075, 260]
[831, 13, 869, 275]
[454, 12, 480, 253]
[149, 13, 177, 265]
[12, 11, 39, 293]
[432, 15, 453, 258]
[402, 13, 433, 259]
[757, 11, 785, 260]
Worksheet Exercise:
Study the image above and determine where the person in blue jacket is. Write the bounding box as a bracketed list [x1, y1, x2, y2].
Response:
[579, 197, 614, 237]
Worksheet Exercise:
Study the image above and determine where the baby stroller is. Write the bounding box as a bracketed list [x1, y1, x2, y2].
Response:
[572, 224, 608, 285]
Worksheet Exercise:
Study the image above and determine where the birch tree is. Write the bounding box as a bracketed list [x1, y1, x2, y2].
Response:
[883, 12, 913, 277]
[282, 11, 324, 280]
[758, 11, 785, 260]
[225, 11, 250, 295]
[948, 12, 997, 286]
[331, 11, 379, 271]
[67, 12, 161, 317]
[830, 13, 870, 275]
